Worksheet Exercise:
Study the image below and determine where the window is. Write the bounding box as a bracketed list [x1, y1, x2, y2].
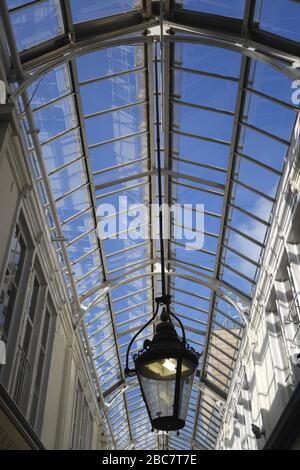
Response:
[29, 307, 52, 429]
[0, 226, 26, 342]
[71, 381, 84, 449]
[0, 213, 56, 435]
[86, 410, 94, 449]
[10, 264, 55, 429]
[12, 273, 41, 413]
[71, 381, 94, 449]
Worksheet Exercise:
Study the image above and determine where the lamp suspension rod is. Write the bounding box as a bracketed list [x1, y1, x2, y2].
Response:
[154, 40, 167, 300]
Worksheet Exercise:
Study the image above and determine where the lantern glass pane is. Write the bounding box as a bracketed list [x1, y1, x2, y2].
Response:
[137, 355, 197, 430]
[139, 375, 176, 420]
[179, 374, 194, 421]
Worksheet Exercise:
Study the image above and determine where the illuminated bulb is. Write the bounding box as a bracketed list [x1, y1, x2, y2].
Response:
[144, 358, 190, 378]
[162, 358, 177, 372]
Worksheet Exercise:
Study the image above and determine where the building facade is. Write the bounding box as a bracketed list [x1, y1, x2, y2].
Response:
[217, 113, 300, 450]
[0, 106, 108, 449]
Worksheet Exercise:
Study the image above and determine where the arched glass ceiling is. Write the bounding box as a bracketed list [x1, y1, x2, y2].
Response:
[1, 0, 300, 451]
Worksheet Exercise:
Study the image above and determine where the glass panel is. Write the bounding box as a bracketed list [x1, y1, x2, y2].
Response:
[239, 126, 287, 171]
[225, 229, 262, 264]
[174, 70, 238, 112]
[102, 374, 122, 392]
[248, 60, 296, 104]
[171, 157, 227, 185]
[29, 65, 71, 110]
[96, 175, 147, 197]
[85, 304, 110, 328]
[77, 45, 144, 83]
[112, 279, 151, 306]
[113, 266, 150, 284]
[255, 0, 300, 43]
[85, 104, 147, 146]
[113, 291, 151, 319]
[178, 0, 246, 18]
[172, 132, 229, 167]
[223, 249, 257, 281]
[8, 1, 35, 8]
[67, 230, 98, 263]
[94, 344, 118, 368]
[93, 159, 148, 186]
[233, 183, 274, 222]
[173, 103, 234, 142]
[70, 252, 101, 280]
[89, 134, 147, 174]
[236, 157, 279, 198]
[48, 159, 87, 199]
[71, 0, 142, 23]
[221, 266, 254, 296]
[243, 92, 296, 142]
[106, 244, 150, 273]
[56, 186, 90, 222]
[10, 0, 64, 51]
[76, 271, 103, 297]
[173, 181, 224, 214]
[215, 297, 243, 328]
[87, 320, 114, 343]
[96, 355, 119, 376]
[34, 96, 77, 144]
[115, 299, 151, 325]
[172, 288, 210, 313]
[81, 71, 146, 116]
[229, 207, 268, 246]
[117, 312, 151, 335]
[175, 43, 242, 78]
[42, 129, 83, 173]
[172, 243, 216, 275]
[61, 210, 94, 242]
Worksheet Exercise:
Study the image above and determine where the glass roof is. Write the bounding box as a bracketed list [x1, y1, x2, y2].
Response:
[255, 0, 300, 43]
[3, 0, 300, 451]
[177, 0, 246, 18]
[71, 0, 143, 23]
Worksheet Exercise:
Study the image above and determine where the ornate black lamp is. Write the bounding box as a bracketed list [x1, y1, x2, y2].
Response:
[124, 42, 200, 432]
[133, 300, 199, 431]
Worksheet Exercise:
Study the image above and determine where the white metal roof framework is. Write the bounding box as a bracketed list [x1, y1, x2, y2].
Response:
[1, 0, 300, 450]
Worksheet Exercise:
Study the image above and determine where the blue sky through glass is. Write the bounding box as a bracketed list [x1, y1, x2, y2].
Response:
[178, 0, 246, 18]
[70, 0, 142, 23]
[255, 0, 300, 43]
[9, 0, 63, 51]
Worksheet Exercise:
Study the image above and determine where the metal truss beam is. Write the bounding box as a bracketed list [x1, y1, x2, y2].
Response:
[10, 15, 300, 97]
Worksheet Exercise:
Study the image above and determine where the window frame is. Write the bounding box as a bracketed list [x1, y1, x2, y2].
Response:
[0, 210, 56, 436]
[70, 379, 95, 449]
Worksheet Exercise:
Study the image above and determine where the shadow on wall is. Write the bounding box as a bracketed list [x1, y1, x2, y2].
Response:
[226, 381, 296, 450]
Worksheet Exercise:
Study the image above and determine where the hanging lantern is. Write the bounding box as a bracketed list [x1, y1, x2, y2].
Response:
[133, 312, 199, 431]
